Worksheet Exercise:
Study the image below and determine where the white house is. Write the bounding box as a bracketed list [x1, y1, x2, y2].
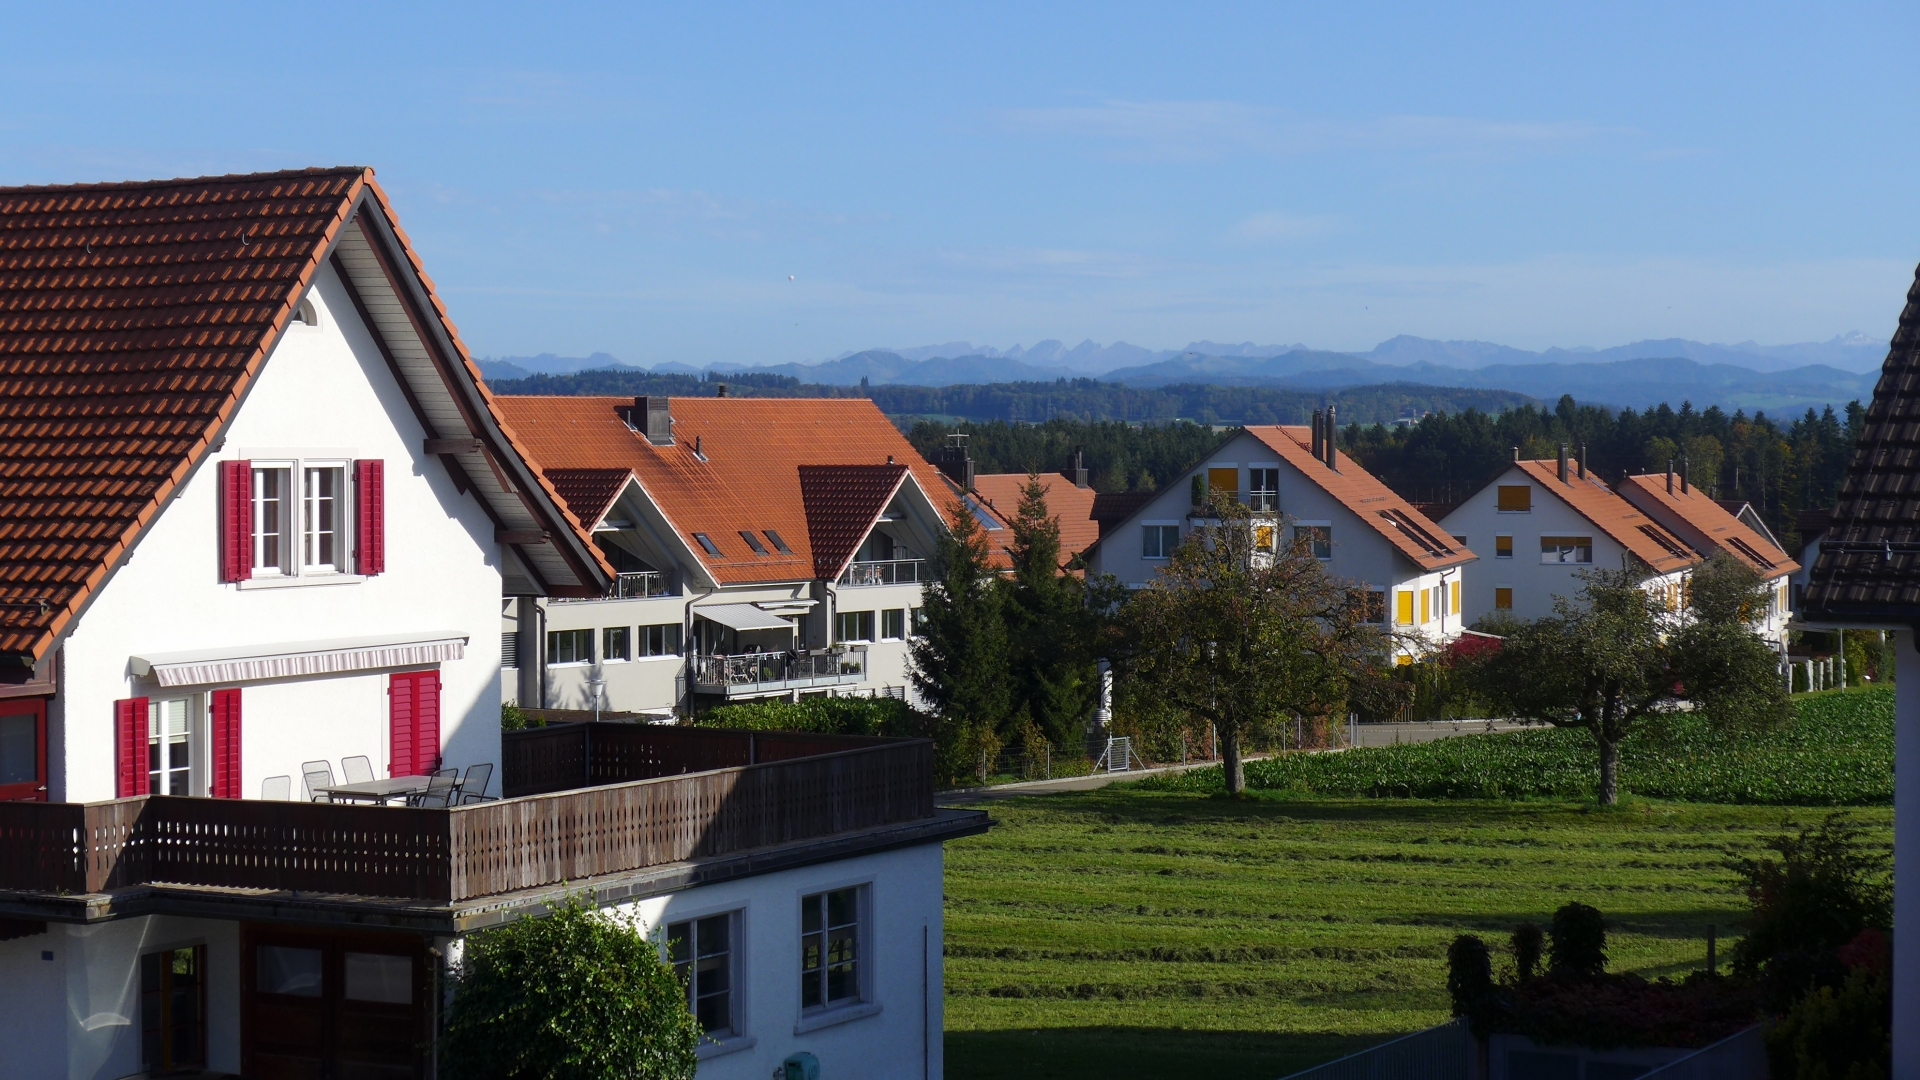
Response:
[0, 168, 983, 1079]
[1085, 417, 1477, 659]
[1613, 471, 1797, 647]
[1440, 453, 1699, 627]
[491, 395, 983, 716]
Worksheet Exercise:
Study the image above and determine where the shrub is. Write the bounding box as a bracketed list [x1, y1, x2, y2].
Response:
[1446, 934, 1494, 1019]
[696, 695, 921, 737]
[442, 894, 700, 1080]
[1511, 923, 1544, 982]
[1549, 902, 1607, 978]
[1765, 932, 1891, 1080]
[1730, 814, 1892, 977]
[501, 702, 543, 731]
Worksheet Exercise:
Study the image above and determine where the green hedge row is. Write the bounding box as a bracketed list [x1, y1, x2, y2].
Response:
[1140, 688, 1893, 805]
[694, 696, 922, 737]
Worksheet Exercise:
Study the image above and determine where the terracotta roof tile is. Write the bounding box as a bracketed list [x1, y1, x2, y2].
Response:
[1512, 461, 1698, 574]
[546, 467, 632, 526]
[1616, 474, 1798, 577]
[492, 396, 962, 586]
[800, 464, 910, 579]
[972, 473, 1100, 566]
[1246, 426, 1474, 571]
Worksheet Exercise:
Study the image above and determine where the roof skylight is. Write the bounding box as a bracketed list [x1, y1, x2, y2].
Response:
[692, 532, 722, 556]
[764, 530, 793, 554]
[739, 530, 770, 555]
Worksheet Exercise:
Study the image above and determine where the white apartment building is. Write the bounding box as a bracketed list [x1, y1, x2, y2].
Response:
[493, 395, 978, 716]
[1614, 471, 1798, 646]
[1441, 454, 1700, 627]
[1085, 418, 1477, 659]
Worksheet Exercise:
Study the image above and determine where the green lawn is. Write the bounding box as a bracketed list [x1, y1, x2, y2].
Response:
[941, 789, 1892, 1080]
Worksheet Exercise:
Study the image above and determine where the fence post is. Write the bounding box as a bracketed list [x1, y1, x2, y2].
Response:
[1706, 925, 1717, 974]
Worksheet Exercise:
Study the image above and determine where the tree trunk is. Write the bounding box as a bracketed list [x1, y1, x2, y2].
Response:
[1222, 726, 1245, 796]
[1596, 731, 1619, 806]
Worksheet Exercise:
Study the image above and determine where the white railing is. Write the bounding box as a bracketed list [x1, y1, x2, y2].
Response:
[553, 571, 674, 602]
[839, 559, 925, 587]
[692, 648, 867, 692]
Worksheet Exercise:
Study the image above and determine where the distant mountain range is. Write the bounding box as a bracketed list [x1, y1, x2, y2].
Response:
[475, 332, 1888, 417]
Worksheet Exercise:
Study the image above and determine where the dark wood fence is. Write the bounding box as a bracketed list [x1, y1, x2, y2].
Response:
[0, 737, 933, 904]
[501, 722, 898, 798]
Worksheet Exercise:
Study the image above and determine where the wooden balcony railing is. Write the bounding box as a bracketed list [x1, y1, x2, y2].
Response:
[0, 731, 934, 905]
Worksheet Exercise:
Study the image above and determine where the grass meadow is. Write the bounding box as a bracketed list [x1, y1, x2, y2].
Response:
[940, 691, 1895, 1080]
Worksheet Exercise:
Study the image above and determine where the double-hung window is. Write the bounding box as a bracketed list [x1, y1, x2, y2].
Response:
[1142, 524, 1181, 559]
[668, 913, 738, 1037]
[801, 886, 863, 1012]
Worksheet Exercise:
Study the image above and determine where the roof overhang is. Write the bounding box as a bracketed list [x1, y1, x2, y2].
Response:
[131, 631, 468, 688]
[692, 604, 796, 633]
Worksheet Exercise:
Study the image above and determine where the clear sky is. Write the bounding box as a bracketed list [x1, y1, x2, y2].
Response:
[5, 2, 1915, 365]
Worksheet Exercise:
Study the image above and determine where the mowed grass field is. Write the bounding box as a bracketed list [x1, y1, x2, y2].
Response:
[940, 790, 1893, 1080]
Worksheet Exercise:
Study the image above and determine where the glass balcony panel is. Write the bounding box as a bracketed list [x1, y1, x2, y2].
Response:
[838, 559, 924, 586]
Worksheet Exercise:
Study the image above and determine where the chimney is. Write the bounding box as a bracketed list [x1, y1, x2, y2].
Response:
[937, 434, 975, 490]
[1073, 446, 1089, 489]
[1666, 459, 1675, 494]
[1681, 454, 1690, 494]
[636, 396, 673, 446]
[1512, 446, 1520, 462]
[694, 434, 703, 458]
[1578, 443, 1587, 480]
[716, 383, 729, 398]
[1311, 410, 1324, 460]
[1557, 443, 1569, 483]
[1324, 405, 1338, 467]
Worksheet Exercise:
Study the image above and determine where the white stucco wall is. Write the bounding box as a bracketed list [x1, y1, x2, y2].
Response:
[50, 264, 506, 802]
[602, 841, 945, 1080]
[0, 915, 242, 1080]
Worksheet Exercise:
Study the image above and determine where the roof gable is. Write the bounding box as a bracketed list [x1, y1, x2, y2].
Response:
[1507, 461, 1697, 573]
[1616, 474, 1798, 577]
[0, 168, 608, 663]
[799, 463, 910, 579]
[1245, 426, 1473, 570]
[546, 467, 633, 527]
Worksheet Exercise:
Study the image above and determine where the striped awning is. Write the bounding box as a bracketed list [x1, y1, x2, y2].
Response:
[130, 632, 468, 687]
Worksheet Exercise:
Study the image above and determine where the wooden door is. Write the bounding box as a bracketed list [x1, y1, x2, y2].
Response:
[0, 697, 47, 801]
[241, 926, 428, 1080]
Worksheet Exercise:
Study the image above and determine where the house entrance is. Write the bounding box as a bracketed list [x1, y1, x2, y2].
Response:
[241, 925, 430, 1080]
[0, 697, 47, 801]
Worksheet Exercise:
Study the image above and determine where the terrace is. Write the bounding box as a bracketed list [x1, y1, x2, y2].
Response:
[838, 558, 924, 587]
[0, 725, 980, 933]
[691, 647, 868, 696]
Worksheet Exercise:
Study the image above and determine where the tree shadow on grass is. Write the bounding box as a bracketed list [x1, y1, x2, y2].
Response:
[945, 1027, 1401, 1080]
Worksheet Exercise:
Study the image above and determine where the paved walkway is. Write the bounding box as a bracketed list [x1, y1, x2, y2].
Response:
[938, 719, 1537, 804]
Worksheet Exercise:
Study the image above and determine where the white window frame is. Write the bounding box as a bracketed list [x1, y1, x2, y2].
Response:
[546, 628, 594, 667]
[1247, 464, 1281, 512]
[1540, 536, 1595, 565]
[794, 879, 880, 1034]
[602, 626, 632, 664]
[637, 623, 684, 660]
[835, 610, 876, 644]
[1493, 534, 1514, 559]
[300, 459, 350, 576]
[662, 904, 753, 1057]
[238, 449, 364, 590]
[147, 694, 206, 798]
[1141, 521, 1182, 560]
[879, 609, 907, 641]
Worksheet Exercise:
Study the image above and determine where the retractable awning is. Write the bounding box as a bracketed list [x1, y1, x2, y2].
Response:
[693, 604, 795, 632]
[130, 631, 469, 688]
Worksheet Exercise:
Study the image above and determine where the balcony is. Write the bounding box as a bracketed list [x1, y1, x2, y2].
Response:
[552, 571, 675, 602]
[0, 726, 975, 929]
[691, 647, 867, 697]
[838, 559, 924, 587]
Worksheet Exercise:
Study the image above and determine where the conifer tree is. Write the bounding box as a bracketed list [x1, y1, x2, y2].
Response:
[1002, 473, 1100, 749]
[909, 495, 1011, 780]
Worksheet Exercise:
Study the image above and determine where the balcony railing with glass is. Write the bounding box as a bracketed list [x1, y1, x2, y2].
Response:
[838, 559, 925, 587]
[553, 571, 675, 602]
[692, 647, 868, 696]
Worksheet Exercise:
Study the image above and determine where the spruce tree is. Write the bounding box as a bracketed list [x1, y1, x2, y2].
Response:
[1003, 473, 1098, 749]
[909, 495, 1011, 781]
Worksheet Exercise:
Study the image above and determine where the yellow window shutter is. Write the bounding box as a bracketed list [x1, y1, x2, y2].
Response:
[1396, 591, 1414, 625]
[1451, 580, 1460, 613]
[1419, 590, 1429, 624]
[1495, 587, 1513, 610]
[1497, 485, 1531, 512]
[1207, 468, 1238, 499]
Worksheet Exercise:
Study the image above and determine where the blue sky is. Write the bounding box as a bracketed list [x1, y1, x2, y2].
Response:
[5, 2, 1915, 365]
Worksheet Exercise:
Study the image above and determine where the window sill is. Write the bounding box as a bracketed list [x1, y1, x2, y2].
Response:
[794, 1000, 881, 1034]
[696, 1034, 756, 1060]
[238, 573, 365, 591]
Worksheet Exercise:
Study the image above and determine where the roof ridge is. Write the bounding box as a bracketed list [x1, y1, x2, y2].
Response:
[0, 167, 371, 197]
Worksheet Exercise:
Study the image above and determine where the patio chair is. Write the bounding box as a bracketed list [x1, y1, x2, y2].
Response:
[341, 755, 375, 785]
[301, 760, 335, 803]
[409, 771, 459, 809]
[457, 762, 494, 804]
[260, 775, 292, 802]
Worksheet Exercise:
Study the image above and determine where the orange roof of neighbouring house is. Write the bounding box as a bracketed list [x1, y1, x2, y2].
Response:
[0, 168, 607, 662]
[1245, 426, 1475, 571]
[1511, 461, 1698, 574]
[971, 473, 1101, 568]
[1617, 474, 1800, 577]
[493, 396, 964, 585]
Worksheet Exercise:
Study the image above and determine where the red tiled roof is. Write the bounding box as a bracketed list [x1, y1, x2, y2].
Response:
[546, 467, 633, 526]
[1512, 461, 1697, 574]
[1245, 426, 1475, 571]
[493, 396, 963, 586]
[0, 168, 608, 661]
[972, 473, 1100, 567]
[1617, 474, 1799, 577]
[800, 464, 910, 579]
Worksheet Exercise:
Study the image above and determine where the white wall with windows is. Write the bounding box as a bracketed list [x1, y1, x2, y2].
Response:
[608, 840, 945, 1080]
[828, 580, 922, 704]
[49, 264, 507, 802]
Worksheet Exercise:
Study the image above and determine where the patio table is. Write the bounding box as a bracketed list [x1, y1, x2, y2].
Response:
[312, 776, 436, 806]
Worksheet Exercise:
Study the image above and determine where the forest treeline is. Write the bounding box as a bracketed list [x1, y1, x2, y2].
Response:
[484, 368, 1535, 426]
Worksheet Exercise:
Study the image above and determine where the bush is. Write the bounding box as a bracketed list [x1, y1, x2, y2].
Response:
[1730, 814, 1892, 977]
[442, 894, 700, 1080]
[1765, 932, 1891, 1080]
[1446, 934, 1494, 1019]
[1511, 923, 1544, 982]
[1137, 687, 1894, 805]
[695, 696, 921, 737]
[1548, 902, 1607, 978]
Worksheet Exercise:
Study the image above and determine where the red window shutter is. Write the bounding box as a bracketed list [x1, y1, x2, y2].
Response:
[219, 460, 253, 582]
[210, 689, 242, 799]
[115, 697, 150, 798]
[355, 459, 385, 575]
[389, 671, 442, 777]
